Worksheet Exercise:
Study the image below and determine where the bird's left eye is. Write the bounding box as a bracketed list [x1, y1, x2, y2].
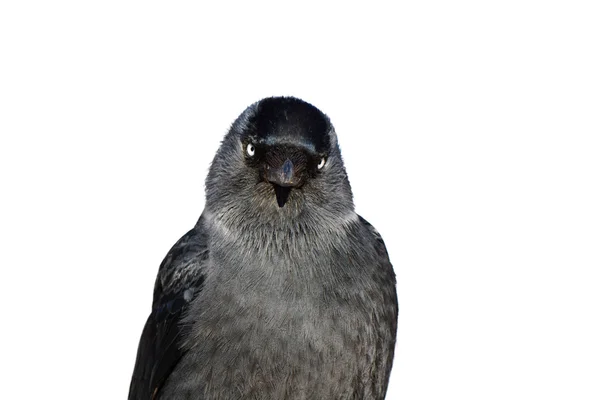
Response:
[317, 157, 326, 169]
[246, 143, 255, 156]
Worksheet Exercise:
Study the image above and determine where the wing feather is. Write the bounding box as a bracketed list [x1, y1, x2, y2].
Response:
[358, 215, 398, 398]
[128, 216, 209, 399]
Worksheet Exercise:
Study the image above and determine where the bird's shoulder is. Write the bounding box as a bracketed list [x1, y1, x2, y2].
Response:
[357, 214, 391, 260]
[153, 216, 209, 307]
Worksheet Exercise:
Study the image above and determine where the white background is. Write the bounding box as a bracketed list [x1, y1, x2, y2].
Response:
[1, 1, 599, 399]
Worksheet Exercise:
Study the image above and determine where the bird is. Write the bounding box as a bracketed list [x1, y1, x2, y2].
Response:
[128, 96, 398, 399]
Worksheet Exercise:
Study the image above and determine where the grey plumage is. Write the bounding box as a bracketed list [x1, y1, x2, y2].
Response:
[129, 97, 398, 399]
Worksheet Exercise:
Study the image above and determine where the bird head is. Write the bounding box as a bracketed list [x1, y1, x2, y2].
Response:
[205, 97, 354, 227]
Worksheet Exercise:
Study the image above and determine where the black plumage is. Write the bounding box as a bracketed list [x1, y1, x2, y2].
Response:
[129, 228, 207, 399]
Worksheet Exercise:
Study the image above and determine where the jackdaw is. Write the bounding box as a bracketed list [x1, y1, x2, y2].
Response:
[129, 96, 398, 399]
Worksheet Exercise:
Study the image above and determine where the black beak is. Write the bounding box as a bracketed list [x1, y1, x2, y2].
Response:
[265, 158, 303, 208]
[273, 184, 292, 208]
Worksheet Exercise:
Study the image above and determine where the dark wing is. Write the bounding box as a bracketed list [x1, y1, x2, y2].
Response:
[129, 215, 209, 400]
[358, 215, 398, 399]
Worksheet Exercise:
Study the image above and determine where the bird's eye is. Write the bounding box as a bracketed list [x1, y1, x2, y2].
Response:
[317, 157, 326, 170]
[246, 143, 255, 157]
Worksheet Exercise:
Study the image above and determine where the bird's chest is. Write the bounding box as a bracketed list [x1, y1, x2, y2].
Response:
[178, 249, 378, 398]
[198, 252, 373, 351]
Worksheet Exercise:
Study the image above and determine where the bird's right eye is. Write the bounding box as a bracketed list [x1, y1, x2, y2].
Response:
[246, 143, 255, 157]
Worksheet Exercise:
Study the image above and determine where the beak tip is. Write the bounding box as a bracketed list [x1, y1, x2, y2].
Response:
[273, 184, 292, 208]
